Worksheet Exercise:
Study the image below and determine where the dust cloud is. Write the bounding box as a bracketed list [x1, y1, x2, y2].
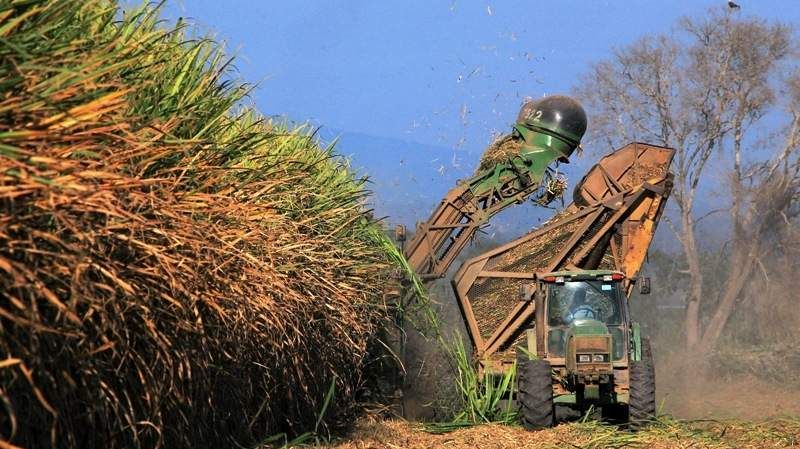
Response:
[637, 228, 800, 420]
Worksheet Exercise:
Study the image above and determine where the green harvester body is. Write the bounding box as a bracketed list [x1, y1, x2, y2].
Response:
[401, 96, 671, 428]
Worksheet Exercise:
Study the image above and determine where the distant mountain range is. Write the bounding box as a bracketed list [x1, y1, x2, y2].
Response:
[322, 129, 567, 241]
[321, 129, 729, 252]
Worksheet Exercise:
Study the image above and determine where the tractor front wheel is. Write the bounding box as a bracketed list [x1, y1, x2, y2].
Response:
[517, 351, 554, 430]
[628, 337, 656, 430]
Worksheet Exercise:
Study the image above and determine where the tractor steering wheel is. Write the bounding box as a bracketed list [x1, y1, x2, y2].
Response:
[571, 305, 597, 320]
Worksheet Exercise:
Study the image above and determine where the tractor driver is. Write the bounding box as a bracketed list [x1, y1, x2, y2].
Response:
[551, 282, 619, 325]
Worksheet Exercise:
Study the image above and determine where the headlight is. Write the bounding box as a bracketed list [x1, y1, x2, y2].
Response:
[577, 354, 591, 363]
[592, 354, 608, 362]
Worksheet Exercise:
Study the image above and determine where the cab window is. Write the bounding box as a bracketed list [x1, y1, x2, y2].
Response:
[548, 280, 621, 326]
[546, 280, 626, 360]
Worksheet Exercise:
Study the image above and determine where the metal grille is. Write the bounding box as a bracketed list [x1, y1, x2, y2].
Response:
[469, 277, 526, 340]
[497, 319, 532, 359]
[468, 213, 587, 340]
[566, 210, 612, 268]
[488, 218, 582, 274]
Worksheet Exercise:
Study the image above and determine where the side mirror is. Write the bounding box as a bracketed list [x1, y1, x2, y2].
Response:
[639, 277, 651, 295]
[518, 283, 536, 302]
[394, 224, 406, 243]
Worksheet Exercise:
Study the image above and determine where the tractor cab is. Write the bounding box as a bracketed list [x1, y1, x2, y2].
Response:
[530, 270, 635, 408]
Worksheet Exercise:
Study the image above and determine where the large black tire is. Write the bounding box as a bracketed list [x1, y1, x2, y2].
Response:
[516, 351, 554, 430]
[628, 337, 656, 430]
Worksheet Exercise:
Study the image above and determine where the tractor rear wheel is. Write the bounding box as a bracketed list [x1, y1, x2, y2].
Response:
[628, 337, 656, 430]
[516, 351, 554, 430]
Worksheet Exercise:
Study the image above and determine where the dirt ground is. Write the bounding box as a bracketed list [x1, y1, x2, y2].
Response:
[322, 335, 800, 448]
[659, 375, 800, 420]
[654, 349, 800, 420]
[320, 376, 800, 449]
[324, 417, 800, 449]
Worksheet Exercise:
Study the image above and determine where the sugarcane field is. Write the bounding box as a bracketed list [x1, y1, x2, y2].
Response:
[1, 1, 800, 448]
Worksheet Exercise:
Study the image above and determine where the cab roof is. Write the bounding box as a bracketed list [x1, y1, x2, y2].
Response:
[538, 269, 624, 279]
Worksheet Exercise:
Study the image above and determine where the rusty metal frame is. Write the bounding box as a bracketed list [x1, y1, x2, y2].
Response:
[450, 142, 675, 363]
[403, 167, 560, 280]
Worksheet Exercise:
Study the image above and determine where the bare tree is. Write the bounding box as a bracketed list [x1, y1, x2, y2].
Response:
[574, 8, 797, 353]
[698, 73, 800, 353]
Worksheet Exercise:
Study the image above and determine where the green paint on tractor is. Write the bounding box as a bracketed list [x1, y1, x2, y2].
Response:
[569, 319, 611, 336]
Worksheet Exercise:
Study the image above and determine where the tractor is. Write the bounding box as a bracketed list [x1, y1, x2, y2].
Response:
[516, 270, 655, 428]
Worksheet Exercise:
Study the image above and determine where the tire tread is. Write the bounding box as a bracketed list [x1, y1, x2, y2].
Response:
[628, 337, 656, 430]
[516, 352, 554, 430]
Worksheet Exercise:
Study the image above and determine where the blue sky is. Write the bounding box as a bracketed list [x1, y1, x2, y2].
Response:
[157, 1, 799, 240]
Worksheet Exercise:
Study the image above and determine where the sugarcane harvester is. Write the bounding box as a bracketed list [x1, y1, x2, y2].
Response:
[400, 95, 675, 428]
[451, 143, 674, 428]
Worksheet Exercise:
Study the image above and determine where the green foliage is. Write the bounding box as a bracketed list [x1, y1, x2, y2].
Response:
[259, 378, 337, 448]
[516, 345, 538, 360]
[372, 227, 442, 338]
[425, 336, 519, 433]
